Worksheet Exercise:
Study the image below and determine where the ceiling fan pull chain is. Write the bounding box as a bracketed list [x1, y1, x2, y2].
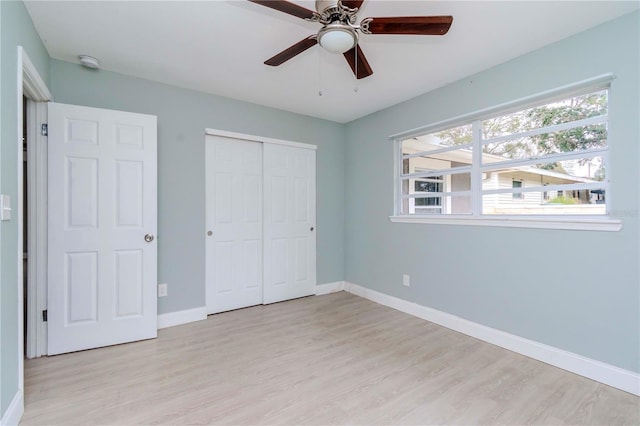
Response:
[318, 45, 323, 97]
[354, 42, 359, 93]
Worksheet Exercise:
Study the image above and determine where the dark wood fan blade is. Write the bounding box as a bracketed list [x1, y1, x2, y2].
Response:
[341, 0, 365, 9]
[248, 0, 316, 20]
[265, 36, 318, 66]
[363, 16, 453, 35]
[343, 44, 373, 79]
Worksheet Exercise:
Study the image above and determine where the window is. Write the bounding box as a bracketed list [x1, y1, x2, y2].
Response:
[396, 87, 609, 218]
[413, 176, 444, 214]
[512, 180, 523, 199]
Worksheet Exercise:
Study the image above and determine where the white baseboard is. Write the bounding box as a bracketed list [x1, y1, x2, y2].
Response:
[160, 285, 346, 329]
[344, 282, 640, 396]
[1, 390, 23, 426]
[158, 306, 207, 329]
[315, 281, 345, 295]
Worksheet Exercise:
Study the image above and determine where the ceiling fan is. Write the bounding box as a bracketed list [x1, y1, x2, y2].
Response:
[248, 0, 453, 79]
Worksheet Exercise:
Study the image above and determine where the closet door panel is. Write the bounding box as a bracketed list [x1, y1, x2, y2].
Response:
[263, 143, 316, 304]
[205, 135, 263, 314]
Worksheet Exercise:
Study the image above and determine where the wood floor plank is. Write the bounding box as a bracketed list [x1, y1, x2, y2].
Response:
[21, 292, 639, 425]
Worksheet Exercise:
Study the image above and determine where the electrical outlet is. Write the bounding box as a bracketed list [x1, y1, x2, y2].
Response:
[402, 274, 410, 287]
[158, 283, 168, 297]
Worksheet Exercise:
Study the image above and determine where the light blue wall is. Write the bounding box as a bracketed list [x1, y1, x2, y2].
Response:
[50, 60, 346, 316]
[344, 11, 640, 373]
[0, 0, 50, 417]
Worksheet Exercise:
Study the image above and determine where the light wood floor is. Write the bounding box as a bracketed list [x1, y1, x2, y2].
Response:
[22, 291, 639, 425]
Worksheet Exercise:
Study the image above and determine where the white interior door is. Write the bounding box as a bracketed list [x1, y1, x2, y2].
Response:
[263, 143, 316, 304]
[47, 102, 157, 355]
[206, 135, 263, 314]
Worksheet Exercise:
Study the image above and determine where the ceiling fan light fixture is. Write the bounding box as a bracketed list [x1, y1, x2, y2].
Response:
[318, 24, 357, 54]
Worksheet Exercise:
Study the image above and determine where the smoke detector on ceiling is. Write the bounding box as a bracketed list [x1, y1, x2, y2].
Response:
[78, 55, 100, 69]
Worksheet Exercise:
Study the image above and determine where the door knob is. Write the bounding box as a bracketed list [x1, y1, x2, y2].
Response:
[144, 234, 154, 242]
[310, 227, 314, 231]
[207, 230, 213, 236]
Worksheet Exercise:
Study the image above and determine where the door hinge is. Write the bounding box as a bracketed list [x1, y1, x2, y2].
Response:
[41, 123, 48, 136]
[42, 310, 48, 322]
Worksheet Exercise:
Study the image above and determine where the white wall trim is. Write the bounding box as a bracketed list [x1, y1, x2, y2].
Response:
[344, 282, 640, 396]
[21, 50, 52, 102]
[0, 390, 23, 426]
[158, 307, 207, 329]
[315, 281, 345, 295]
[205, 128, 317, 151]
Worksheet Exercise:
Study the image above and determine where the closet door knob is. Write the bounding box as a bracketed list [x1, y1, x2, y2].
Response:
[144, 234, 154, 243]
[310, 227, 314, 231]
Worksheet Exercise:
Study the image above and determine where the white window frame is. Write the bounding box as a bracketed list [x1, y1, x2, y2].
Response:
[390, 74, 621, 232]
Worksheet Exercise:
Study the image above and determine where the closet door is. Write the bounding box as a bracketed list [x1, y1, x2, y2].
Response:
[263, 143, 316, 304]
[205, 135, 263, 314]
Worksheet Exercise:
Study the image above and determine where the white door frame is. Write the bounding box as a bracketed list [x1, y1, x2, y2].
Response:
[19, 45, 52, 372]
[24, 100, 49, 358]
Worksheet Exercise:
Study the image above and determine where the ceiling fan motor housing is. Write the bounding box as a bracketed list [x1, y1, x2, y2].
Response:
[315, 0, 341, 15]
[314, 0, 358, 24]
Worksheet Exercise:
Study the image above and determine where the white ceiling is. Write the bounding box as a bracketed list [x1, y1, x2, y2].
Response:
[24, 1, 638, 123]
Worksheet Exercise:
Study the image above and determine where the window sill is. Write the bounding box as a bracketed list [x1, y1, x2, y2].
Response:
[389, 215, 622, 232]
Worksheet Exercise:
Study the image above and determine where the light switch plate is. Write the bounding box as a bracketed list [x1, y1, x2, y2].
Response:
[0, 195, 11, 221]
[158, 283, 168, 297]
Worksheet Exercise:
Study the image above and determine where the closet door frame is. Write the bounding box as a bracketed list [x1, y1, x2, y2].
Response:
[204, 129, 317, 314]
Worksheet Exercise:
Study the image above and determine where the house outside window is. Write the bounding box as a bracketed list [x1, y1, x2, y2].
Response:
[396, 86, 609, 217]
